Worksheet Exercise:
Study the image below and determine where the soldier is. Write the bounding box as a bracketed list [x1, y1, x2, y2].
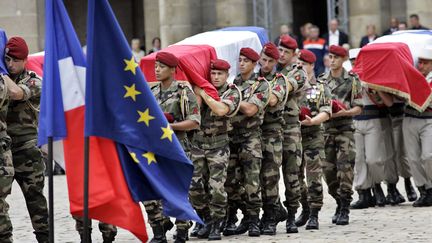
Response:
[277, 35, 307, 233]
[73, 216, 117, 243]
[402, 46, 432, 207]
[145, 51, 201, 243]
[189, 59, 241, 241]
[2, 36, 49, 243]
[224, 47, 270, 237]
[295, 49, 331, 230]
[258, 43, 288, 235]
[319, 45, 363, 225]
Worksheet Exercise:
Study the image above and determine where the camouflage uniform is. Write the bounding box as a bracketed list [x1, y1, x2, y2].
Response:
[189, 83, 240, 221]
[6, 70, 49, 242]
[144, 80, 201, 230]
[73, 216, 117, 241]
[259, 70, 287, 215]
[319, 69, 363, 210]
[226, 73, 269, 218]
[0, 76, 13, 243]
[299, 77, 332, 210]
[278, 64, 306, 212]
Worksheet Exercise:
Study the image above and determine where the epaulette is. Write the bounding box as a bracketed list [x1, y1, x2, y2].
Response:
[316, 79, 325, 84]
[317, 72, 327, 79]
[148, 81, 160, 89]
[27, 70, 41, 80]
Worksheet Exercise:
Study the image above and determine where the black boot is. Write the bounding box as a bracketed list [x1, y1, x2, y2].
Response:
[208, 218, 224, 241]
[174, 229, 188, 243]
[368, 188, 376, 207]
[80, 233, 92, 243]
[350, 189, 369, 209]
[336, 200, 350, 225]
[332, 199, 340, 224]
[305, 208, 319, 230]
[373, 183, 386, 207]
[162, 219, 174, 234]
[222, 206, 238, 236]
[234, 215, 249, 235]
[102, 232, 116, 243]
[190, 223, 202, 238]
[285, 209, 298, 233]
[405, 178, 418, 202]
[386, 183, 404, 205]
[275, 200, 288, 224]
[191, 211, 207, 238]
[197, 215, 212, 239]
[149, 225, 167, 243]
[248, 216, 260, 237]
[294, 203, 310, 227]
[413, 186, 432, 207]
[395, 187, 406, 204]
[261, 207, 276, 235]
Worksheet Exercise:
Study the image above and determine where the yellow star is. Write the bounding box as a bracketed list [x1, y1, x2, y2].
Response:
[137, 108, 155, 126]
[160, 125, 174, 142]
[124, 83, 142, 101]
[130, 152, 139, 163]
[124, 56, 139, 75]
[142, 152, 157, 165]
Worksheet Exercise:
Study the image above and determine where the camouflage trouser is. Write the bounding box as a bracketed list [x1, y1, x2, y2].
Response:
[282, 122, 302, 210]
[73, 216, 117, 240]
[299, 129, 324, 209]
[0, 135, 14, 243]
[189, 144, 229, 219]
[322, 131, 355, 202]
[144, 200, 190, 230]
[226, 131, 262, 217]
[12, 142, 49, 242]
[260, 129, 283, 211]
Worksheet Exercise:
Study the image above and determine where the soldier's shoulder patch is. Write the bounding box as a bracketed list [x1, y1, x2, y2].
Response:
[192, 107, 199, 114]
[276, 73, 284, 78]
[256, 93, 264, 100]
[228, 95, 235, 101]
[295, 74, 301, 81]
[275, 85, 281, 91]
[228, 83, 236, 89]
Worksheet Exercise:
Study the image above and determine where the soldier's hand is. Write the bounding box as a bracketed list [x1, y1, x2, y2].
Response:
[301, 115, 314, 126]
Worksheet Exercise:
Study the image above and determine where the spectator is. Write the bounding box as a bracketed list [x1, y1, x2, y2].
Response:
[382, 18, 399, 35]
[274, 24, 298, 45]
[398, 21, 408, 31]
[298, 22, 313, 49]
[323, 18, 349, 48]
[131, 38, 145, 62]
[409, 14, 428, 30]
[303, 25, 326, 76]
[323, 54, 330, 73]
[360, 24, 379, 47]
[148, 37, 161, 54]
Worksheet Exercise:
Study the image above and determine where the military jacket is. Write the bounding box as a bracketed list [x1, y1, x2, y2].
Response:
[0, 77, 9, 133]
[151, 80, 201, 143]
[261, 70, 287, 130]
[278, 63, 307, 120]
[7, 70, 41, 143]
[230, 73, 270, 132]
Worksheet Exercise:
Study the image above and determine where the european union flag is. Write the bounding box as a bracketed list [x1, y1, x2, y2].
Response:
[0, 28, 8, 75]
[84, 0, 201, 223]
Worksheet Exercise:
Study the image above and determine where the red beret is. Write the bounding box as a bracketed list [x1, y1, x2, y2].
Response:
[5, 36, 29, 60]
[329, 45, 348, 58]
[298, 49, 316, 64]
[211, 59, 230, 70]
[156, 52, 178, 67]
[240, 47, 260, 62]
[262, 42, 280, 60]
[278, 35, 298, 50]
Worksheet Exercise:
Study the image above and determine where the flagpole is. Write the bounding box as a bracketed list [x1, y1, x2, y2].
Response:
[83, 136, 90, 243]
[47, 136, 54, 243]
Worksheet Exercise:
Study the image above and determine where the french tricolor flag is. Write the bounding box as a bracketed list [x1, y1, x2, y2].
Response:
[38, 0, 147, 241]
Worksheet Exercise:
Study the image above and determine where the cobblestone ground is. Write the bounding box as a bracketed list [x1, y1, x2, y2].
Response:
[8, 175, 432, 242]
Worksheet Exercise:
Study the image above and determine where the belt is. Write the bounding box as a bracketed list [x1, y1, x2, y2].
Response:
[193, 133, 228, 144]
[405, 107, 432, 119]
[261, 122, 282, 131]
[230, 127, 261, 135]
[301, 125, 321, 134]
[388, 103, 405, 117]
[324, 117, 353, 129]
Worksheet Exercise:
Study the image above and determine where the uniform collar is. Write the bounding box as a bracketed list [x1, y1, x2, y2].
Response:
[160, 79, 178, 92]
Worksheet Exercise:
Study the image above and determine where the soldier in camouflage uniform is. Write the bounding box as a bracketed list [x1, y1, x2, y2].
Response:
[276, 35, 307, 234]
[224, 47, 270, 237]
[145, 52, 201, 243]
[257, 43, 287, 235]
[3, 37, 49, 243]
[73, 216, 117, 242]
[189, 59, 241, 240]
[319, 45, 363, 225]
[295, 50, 331, 230]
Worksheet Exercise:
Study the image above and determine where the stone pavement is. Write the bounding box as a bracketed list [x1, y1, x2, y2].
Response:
[8, 175, 432, 243]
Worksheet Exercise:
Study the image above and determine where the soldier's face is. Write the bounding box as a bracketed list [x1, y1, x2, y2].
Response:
[210, 70, 228, 88]
[259, 53, 276, 74]
[417, 58, 432, 77]
[238, 55, 256, 75]
[5, 55, 26, 75]
[297, 60, 314, 75]
[278, 46, 295, 65]
[155, 61, 174, 81]
[329, 53, 345, 70]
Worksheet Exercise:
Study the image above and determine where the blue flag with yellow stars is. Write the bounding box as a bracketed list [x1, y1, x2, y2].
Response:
[85, 0, 202, 223]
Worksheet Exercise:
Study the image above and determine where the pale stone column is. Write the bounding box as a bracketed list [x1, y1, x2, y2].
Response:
[348, 0, 381, 48]
[406, 0, 432, 29]
[215, 0, 248, 28]
[159, 0, 199, 47]
[144, 0, 161, 51]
